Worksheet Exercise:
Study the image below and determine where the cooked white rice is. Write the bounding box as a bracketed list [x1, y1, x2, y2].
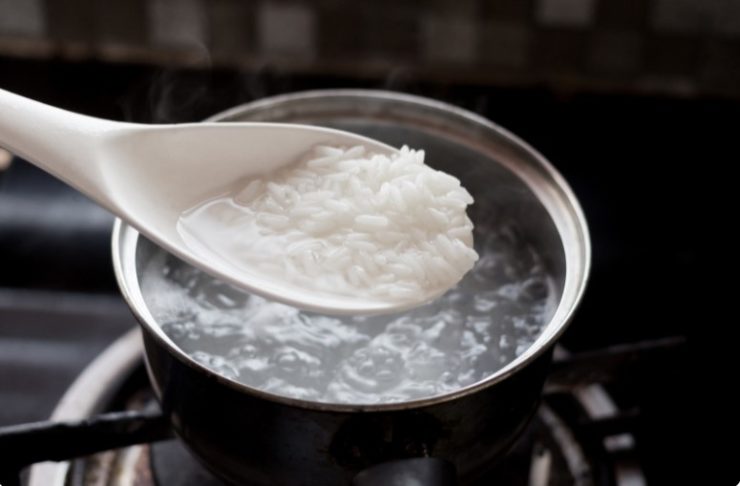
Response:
[182, 145, 478, 302]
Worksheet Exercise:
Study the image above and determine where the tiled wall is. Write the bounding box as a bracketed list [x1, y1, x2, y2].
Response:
[1, 0, 739, 98]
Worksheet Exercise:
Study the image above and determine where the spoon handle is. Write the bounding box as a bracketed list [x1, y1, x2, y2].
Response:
[0, 88, 122, 208]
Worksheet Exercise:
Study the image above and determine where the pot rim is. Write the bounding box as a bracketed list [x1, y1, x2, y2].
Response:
[112, 89, 591, 413]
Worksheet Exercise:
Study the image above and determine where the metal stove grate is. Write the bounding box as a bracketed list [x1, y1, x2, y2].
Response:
[2, 329, 662, 486]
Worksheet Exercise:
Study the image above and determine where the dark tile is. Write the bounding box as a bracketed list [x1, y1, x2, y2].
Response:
[651, 0, 717, 35]
[207, 0, 257, 56]
[317, 1, 424, 62]
[534, 0, 596, 28]
[699, 39, 740, 96]
[425, 0, 478, 16]
[589, 30, 642, 74]
[478, 20, 532, 68]
[316, 4, 367, 59]
[533, 28, 590, 73]
[644, 35, 703, 77]
[95, 0, 148, 45]
[422, 14, 476, 64]
[595, 0, 649, 29]
[356, 4, 421, 61]
[45, 0, 95, 42]
[715, 0, 740, 37]
[479, 0, 535, 22]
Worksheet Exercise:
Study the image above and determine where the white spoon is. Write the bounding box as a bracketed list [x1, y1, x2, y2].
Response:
[0, 87, 409, 315]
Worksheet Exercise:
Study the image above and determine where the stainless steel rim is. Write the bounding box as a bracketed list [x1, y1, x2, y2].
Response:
[112, 89, 591, 412]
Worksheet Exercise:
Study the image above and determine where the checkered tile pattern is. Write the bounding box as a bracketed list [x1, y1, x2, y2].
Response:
[0, 0, 739, 97]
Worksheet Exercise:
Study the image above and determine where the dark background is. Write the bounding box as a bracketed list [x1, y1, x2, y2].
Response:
[0, 0, 734, 484]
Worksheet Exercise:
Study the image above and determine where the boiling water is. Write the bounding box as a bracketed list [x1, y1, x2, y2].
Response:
[141, 221, 556, 405]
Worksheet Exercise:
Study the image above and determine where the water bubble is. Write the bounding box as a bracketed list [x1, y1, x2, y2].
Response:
[407, 343, 455, 381]
[191, 351, 239, 380]
[338, 345, 404, 394]
[274, 346, 322, 378]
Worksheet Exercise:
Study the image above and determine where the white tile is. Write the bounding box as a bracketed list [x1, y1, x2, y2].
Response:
[149, 0, 206, 47]
[258, 3, 315, 58]
[535, 0, 596, 28]
[422, 15, 476, 64]
[0, 0, 45, 36]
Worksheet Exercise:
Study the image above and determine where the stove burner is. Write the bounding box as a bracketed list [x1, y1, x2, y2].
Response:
[146, 403, 594, 486]
[24, 329, 646, 486]
[151, 441, 226, 485]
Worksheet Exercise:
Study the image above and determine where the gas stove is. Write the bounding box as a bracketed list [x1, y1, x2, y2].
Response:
[13, 327, 668, 486]
[0, 64, 707, 484]
[0, 283, 684, 486]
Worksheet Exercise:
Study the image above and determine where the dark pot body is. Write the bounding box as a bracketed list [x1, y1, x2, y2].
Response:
[142, 329, 552, 485]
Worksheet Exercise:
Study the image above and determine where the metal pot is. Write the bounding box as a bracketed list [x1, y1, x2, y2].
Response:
[112, 90, 590, 485]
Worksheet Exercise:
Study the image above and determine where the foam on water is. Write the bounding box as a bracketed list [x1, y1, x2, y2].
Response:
[141, 221, 556, 405]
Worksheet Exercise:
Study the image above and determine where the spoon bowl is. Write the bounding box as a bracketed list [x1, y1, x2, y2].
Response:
[0, 88, 404, 315]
